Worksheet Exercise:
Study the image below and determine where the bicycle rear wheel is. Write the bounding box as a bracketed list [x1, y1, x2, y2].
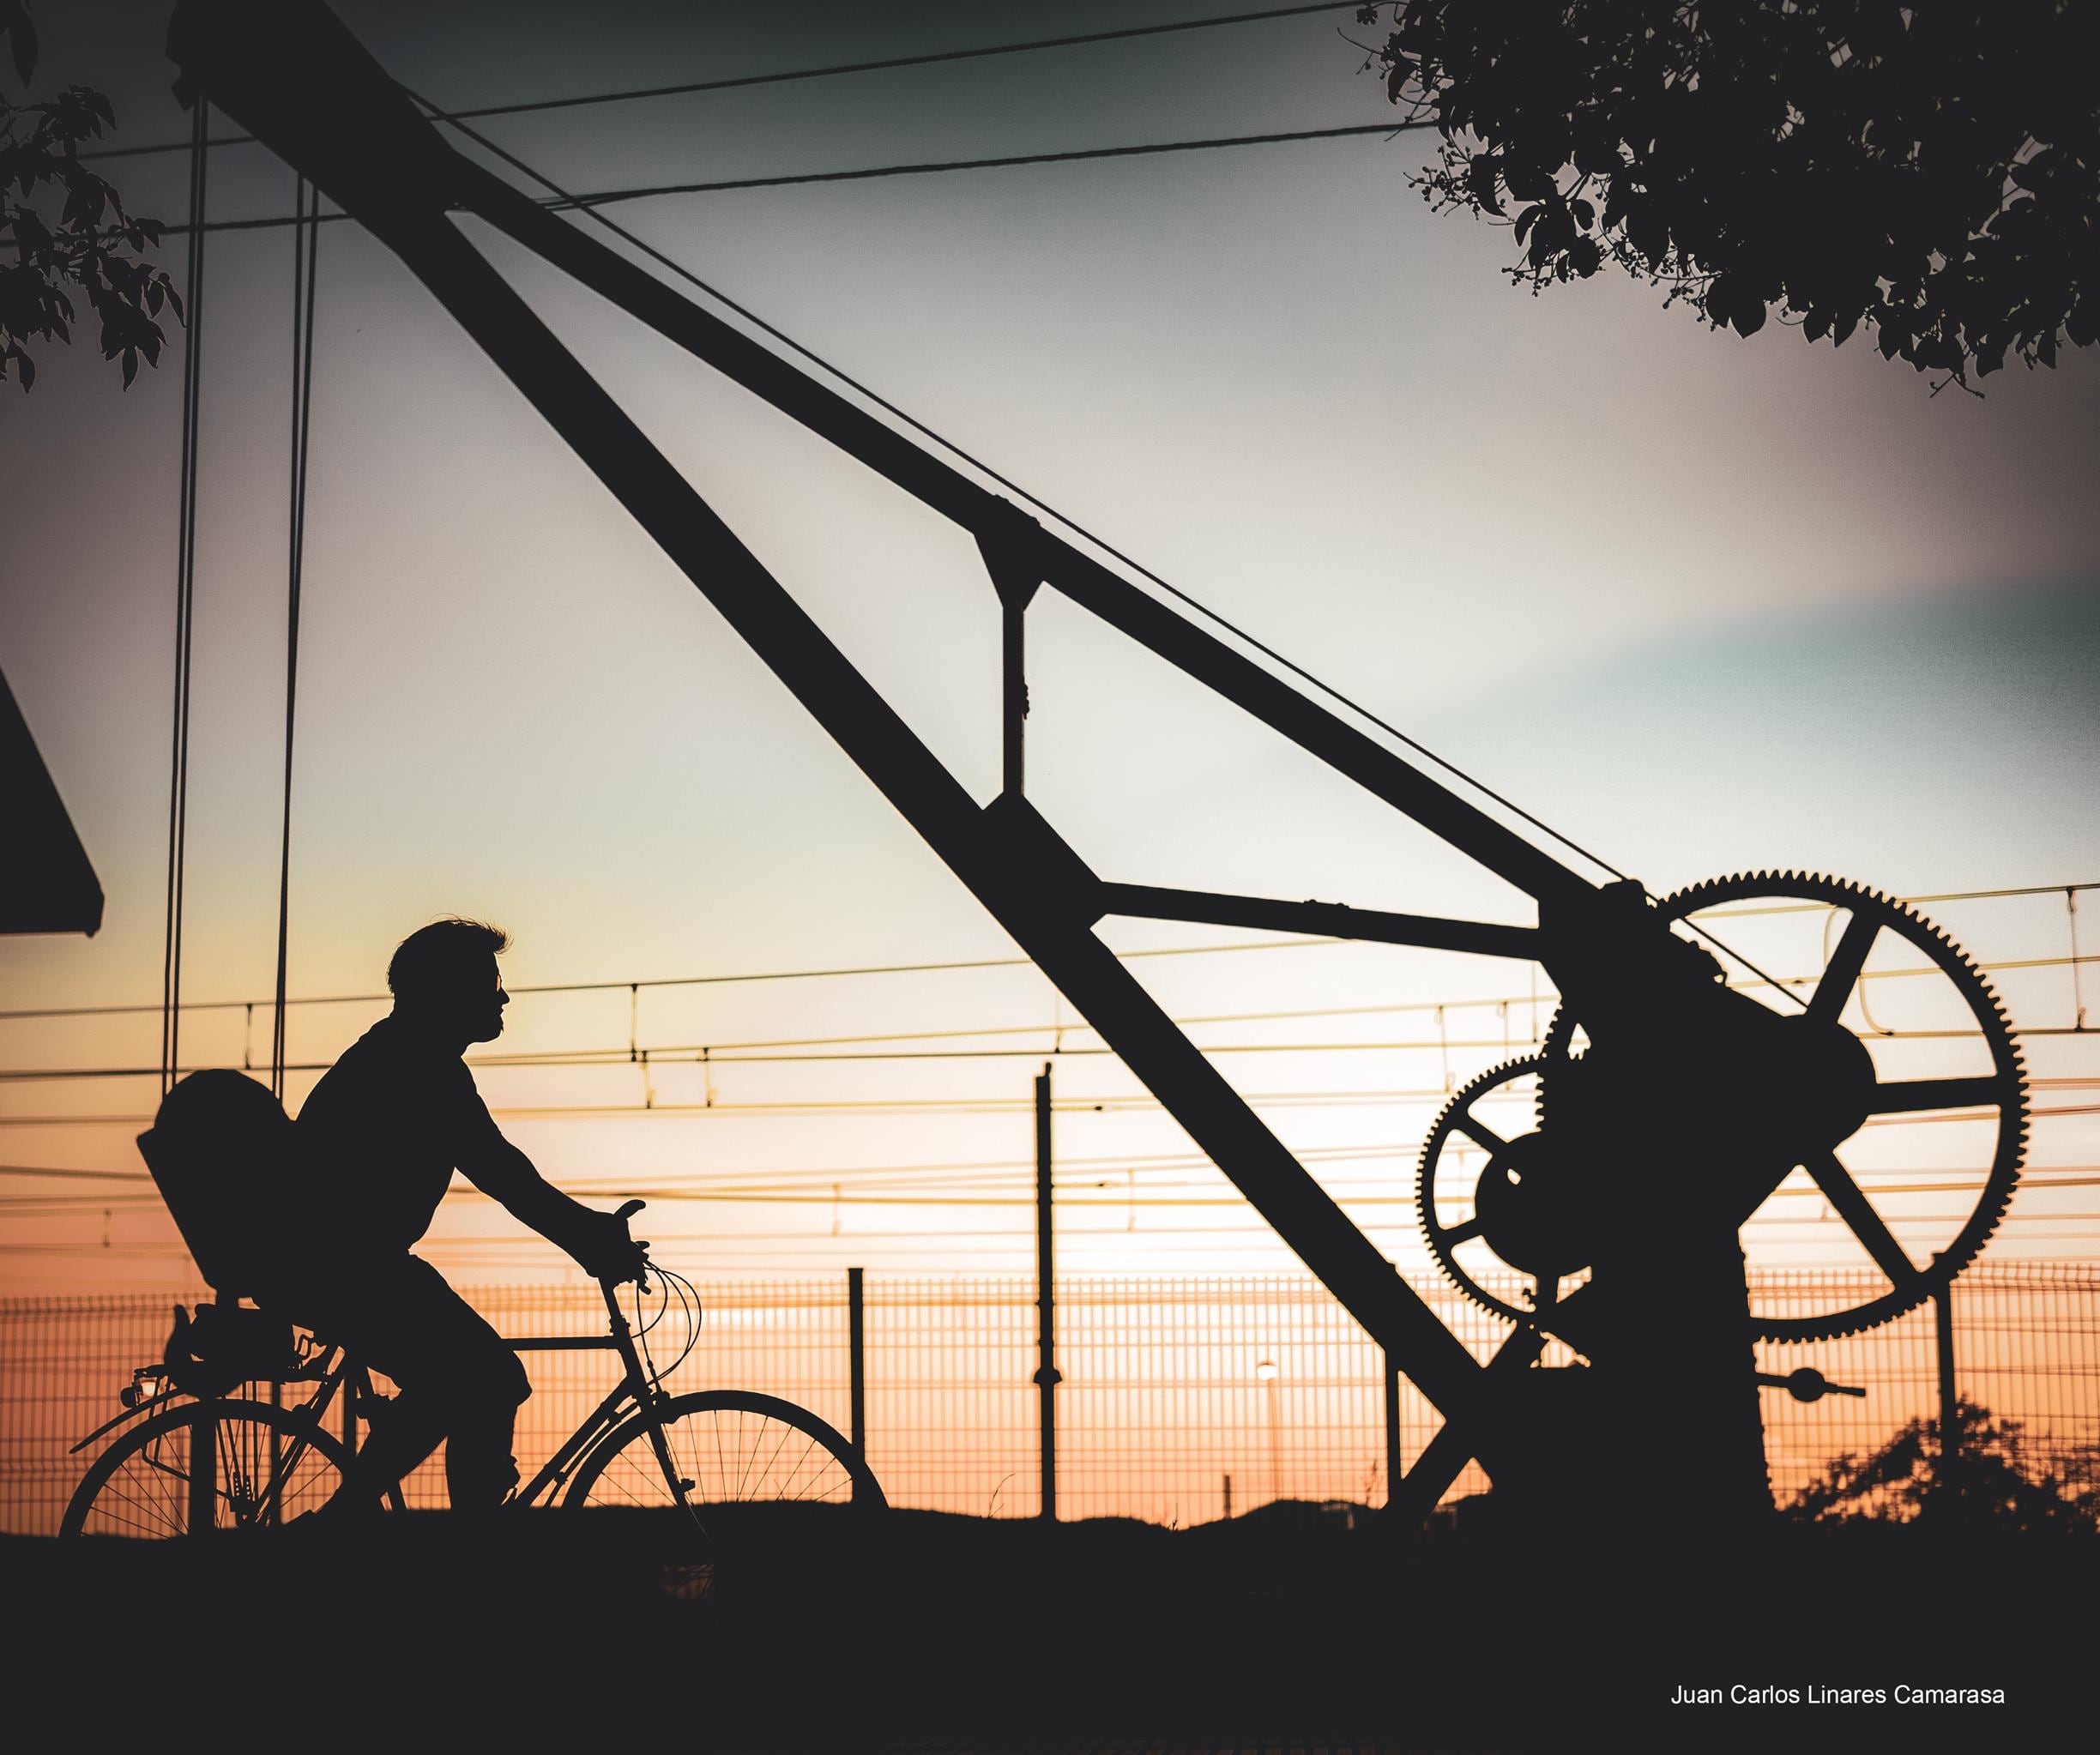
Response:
[61, 1399, 349, 1538]
[565, 1390, 885, 1512]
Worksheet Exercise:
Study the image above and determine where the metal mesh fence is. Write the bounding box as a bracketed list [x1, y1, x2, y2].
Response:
[3, 1264, 2093, 1535]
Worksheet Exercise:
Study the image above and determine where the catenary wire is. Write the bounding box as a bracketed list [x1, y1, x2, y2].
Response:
[82, 4, 1372, 160]
[154, 120, 1434, 237]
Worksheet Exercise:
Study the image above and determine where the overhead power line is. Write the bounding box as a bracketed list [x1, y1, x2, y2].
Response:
[158, 118, 1432, 237]
[0, 933, 1351, 1024]
[540, 121, 1433, 214]
[85, 3, 1369, 160]
[0, 883, 2082, 1037]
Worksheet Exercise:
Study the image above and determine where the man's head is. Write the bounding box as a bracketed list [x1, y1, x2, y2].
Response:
[387, 918, 511, 1045]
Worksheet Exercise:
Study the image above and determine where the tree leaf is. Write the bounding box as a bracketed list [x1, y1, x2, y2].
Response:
[1467, 153, 1502, 216]
[1504, 164, 1556, 203]
[1385, 1, 2094, 392]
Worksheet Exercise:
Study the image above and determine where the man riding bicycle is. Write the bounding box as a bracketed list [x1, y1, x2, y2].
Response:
[273, 917, 643, 1515]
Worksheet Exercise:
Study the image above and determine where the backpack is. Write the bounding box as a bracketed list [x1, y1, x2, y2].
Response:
[161, 1299, 299, 1397]
[140, 1069, 297, 1302]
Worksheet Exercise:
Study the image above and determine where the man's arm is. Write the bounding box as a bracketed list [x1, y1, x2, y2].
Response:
[450, 1080, 637, 1275]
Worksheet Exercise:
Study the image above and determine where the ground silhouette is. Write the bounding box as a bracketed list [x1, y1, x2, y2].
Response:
[15, 1505, 2085, 1750]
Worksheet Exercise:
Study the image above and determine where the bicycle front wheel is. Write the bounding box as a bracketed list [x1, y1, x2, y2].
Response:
[60, 1399, 350, 1539]
[566, 1390, 885, 1513]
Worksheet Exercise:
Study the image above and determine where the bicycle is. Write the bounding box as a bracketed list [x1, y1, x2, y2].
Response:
[60, 1200, 885, 1538]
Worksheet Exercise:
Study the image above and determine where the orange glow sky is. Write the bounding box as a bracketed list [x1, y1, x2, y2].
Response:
[3, 1, 2096, 1297]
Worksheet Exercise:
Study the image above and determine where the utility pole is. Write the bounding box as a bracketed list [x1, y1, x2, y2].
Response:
[1034, 1061, 1060, 1520]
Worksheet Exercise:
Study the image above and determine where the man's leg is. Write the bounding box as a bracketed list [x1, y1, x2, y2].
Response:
[396, 1257, 531, 1511]
[301, 1256, 528, 1514]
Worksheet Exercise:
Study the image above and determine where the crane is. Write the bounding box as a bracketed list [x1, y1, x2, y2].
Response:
[165, 0, 2027, 1533]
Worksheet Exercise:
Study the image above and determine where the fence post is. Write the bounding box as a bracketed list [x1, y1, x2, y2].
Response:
[1934, 1264, 1959, 1499]
[1385, 1348, 1403, 1515]
[1034, 1061, 1060, 1521]
[848, 1265, 866, 1453]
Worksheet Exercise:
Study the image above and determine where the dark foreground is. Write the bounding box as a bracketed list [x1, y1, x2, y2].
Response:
[10, 1504, 2090, 1752]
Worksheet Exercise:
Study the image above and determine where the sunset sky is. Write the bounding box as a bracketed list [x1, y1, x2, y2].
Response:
[3, 0, 2096, 1300]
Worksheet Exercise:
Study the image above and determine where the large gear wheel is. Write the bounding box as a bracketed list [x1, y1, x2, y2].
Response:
[1535, 871, 2027, 1342]
[1415, 1056, 1587, 1328]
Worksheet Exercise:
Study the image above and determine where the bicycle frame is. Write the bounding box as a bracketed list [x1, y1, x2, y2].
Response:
[72, 1278, 693, 1521]
[506, 1277, 692, 1510]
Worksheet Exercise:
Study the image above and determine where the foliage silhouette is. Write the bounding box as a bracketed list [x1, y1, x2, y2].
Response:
[1785, 1398, 2100, 1530]
[1, 2, 183, 391]
[1357, 3, 2097, 390]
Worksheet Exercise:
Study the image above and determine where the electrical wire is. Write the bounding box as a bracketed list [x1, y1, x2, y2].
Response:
[157, 120, 1432, 238]
[546, 120, 1432, 214]
[84, 4, 1372, 160]
[5, 881, 2082, 1028]
[8, 1099, 2096, 1128]
[0, 933, 1349, 1024]
[7, 1028, 2092, 1083]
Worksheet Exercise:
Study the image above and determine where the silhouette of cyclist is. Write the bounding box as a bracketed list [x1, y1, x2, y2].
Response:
[279, 918, 643, 1514]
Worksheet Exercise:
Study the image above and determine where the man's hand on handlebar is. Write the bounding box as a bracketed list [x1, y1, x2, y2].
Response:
[581, 1198, 650, 1287]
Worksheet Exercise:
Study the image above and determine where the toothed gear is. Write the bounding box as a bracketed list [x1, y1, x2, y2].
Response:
[1415, 1056, 1570, 1326]
[1534, 871, 2026, 1342]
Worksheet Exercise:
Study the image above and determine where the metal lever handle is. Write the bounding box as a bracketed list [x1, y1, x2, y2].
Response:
[1756, 1366, 1865, 1403]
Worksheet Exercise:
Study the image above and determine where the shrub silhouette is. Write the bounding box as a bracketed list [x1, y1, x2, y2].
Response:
[1786, 1398, 2099, 1530]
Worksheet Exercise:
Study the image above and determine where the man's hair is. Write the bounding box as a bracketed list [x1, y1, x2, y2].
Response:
[387, 917, 510, 1000]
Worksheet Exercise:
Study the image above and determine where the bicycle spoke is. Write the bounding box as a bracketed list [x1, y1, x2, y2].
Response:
[570, 1395, 866, 1511]
[69, 1404, 347, 1539]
